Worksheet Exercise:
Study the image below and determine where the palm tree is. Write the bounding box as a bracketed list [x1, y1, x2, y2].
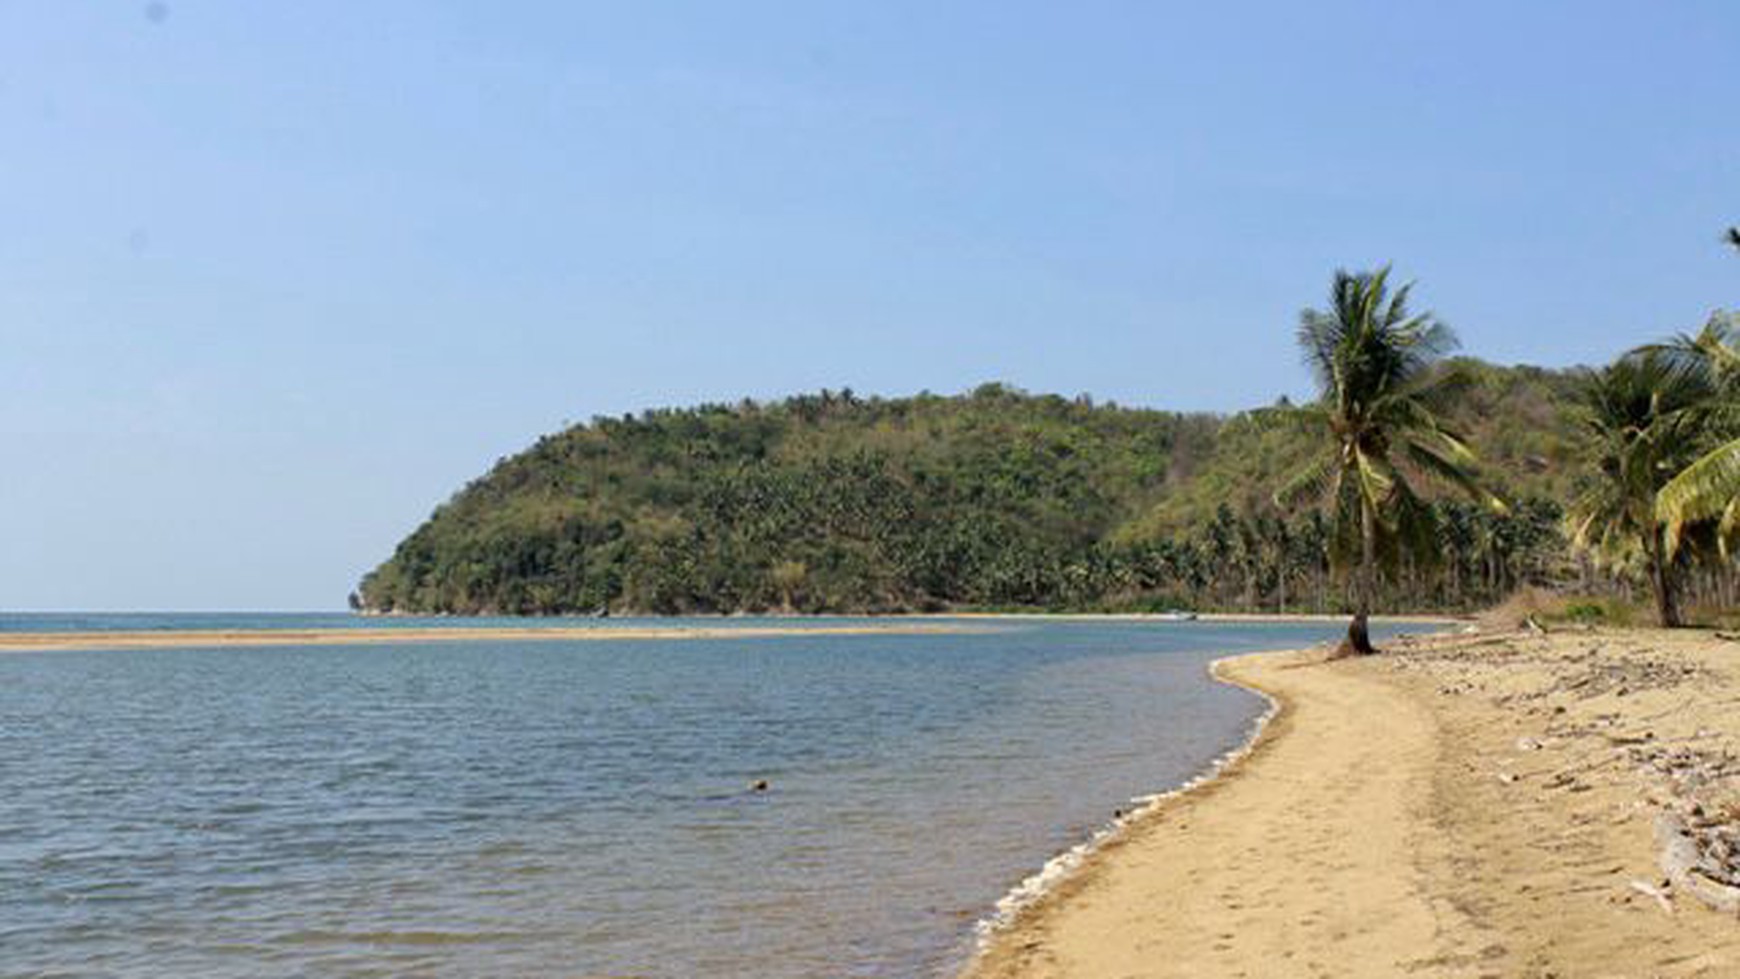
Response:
[1652, 313, 1740, 556]
[1567, 351, 1716, 627]
[1273, 267, 1501, 655]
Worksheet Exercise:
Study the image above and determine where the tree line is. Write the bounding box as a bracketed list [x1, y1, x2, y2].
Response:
[357, 228, 1737, 631]
[355, 382, 1573, 618]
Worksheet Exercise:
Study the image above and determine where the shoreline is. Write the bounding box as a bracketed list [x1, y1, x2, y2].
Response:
[0, 611, 1459, 654]
[960, 644, 1320, 979]
[966, 647, 1291, 957]
[938, 611, 1464, 625]
[963, 628, 1740, 978]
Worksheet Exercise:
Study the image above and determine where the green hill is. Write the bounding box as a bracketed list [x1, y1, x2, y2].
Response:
[356, 364, 1585, 616]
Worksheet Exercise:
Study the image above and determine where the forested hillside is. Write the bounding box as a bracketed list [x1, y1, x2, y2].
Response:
[356, 366, 1583, 616]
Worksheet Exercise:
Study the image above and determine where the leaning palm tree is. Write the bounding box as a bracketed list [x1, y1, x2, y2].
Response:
[1273, 267, 1501, 655]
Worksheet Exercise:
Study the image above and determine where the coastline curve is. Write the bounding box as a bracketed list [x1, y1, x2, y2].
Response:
[960, 646, 1300, 976]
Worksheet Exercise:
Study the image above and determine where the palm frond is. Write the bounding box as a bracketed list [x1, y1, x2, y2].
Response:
[1352, 447, 1396, 512]
[1403, 439, 1505, 511]
[1659, 436, 1740, 552]
[1296, 309, 1344, 393]
[1274, 452, 1339, 509]
[1566, 475, 1646, 569]
[1246, 402, 1330, 436]
[1720, 498, 1740, 560]
[1385, 477, 1441, 572]
[1401, 359, 1477, 416]
[1369, 393, 1470, 447]
[1641, 314, 1740, 395]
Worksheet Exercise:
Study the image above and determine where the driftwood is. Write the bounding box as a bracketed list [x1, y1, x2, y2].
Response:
[1655, 813, 1740, 915]
[1629, 877, 1675, 915]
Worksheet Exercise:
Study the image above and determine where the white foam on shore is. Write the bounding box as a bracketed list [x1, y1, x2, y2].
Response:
[968, 652, 1284, 954]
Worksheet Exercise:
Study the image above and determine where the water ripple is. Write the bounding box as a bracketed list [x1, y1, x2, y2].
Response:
[0, 617, 1400, 977]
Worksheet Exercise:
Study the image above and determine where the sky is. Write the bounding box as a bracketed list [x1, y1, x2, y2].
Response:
[1, 1, 1736, 610]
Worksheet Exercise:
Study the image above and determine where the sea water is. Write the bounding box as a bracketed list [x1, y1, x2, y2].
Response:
[0, 616, 1411, 977]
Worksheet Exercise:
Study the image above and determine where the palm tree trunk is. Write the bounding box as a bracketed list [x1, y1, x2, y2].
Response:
[1345, 609, 1373, 655]
[1647, 530, 1684, 628]
[1642, 532, 1684, 626]
[1339, 503, 1379, 657]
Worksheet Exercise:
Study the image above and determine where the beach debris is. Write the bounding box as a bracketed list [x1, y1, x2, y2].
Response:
[1655, 812, 1740, 914]
[1546, 770, 1580, 790]
[1628, 878, 1675, 915]
[1603, 731, 1654, 746]
[750, 779, 770, 792]
[1394, 629, 1740, 917]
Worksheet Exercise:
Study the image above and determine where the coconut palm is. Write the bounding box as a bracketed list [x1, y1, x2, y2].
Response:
[1652, 313, 1740, 555]
[1273, 266, 1501, 655]
[1567, 351, 1716, 627]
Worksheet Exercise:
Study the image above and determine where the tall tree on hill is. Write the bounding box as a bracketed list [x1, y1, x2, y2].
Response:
[1568, 351, 1717, 627]
[1273, 267, 1501, 655]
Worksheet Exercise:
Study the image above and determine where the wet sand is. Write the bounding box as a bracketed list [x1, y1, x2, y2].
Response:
[967, 628, 1740, 978]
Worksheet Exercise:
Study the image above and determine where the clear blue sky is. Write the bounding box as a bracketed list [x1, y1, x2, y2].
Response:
[2, 2, 1735, 610]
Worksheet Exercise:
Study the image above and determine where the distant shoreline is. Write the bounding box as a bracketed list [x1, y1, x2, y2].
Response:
[0, 622, 992, 653]
[0, 612, 1460, 653]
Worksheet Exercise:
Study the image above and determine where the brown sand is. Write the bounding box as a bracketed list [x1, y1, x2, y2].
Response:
[967, 629, 1740, 978]
[0, 622, 987, 653]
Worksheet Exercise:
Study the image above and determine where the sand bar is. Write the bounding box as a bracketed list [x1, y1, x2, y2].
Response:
[0, 613, 1453, 654]
[0, 622, 992, 653]
[967, 628, 1740, 978]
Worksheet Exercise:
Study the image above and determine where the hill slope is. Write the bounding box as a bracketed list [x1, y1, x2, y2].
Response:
[357, 365, 1584, 615]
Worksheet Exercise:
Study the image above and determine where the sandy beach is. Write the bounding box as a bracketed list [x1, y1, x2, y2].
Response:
[967, 628, 1740, 978]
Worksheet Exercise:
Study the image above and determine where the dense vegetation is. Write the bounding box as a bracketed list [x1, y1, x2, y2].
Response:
[1567, 312, 1740, 626]
[360, 234, 1733, 629]
[356, 372, 1579, 617]
[1552, 229, 1739, 627]
[361, 234, 1735, 624]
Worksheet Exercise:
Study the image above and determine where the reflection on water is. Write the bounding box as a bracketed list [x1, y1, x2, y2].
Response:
[0, 617, 1406, 977]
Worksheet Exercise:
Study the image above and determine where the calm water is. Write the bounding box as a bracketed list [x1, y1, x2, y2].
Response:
[0, 611, 885, 633]
[0, 616, 1410, 978]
